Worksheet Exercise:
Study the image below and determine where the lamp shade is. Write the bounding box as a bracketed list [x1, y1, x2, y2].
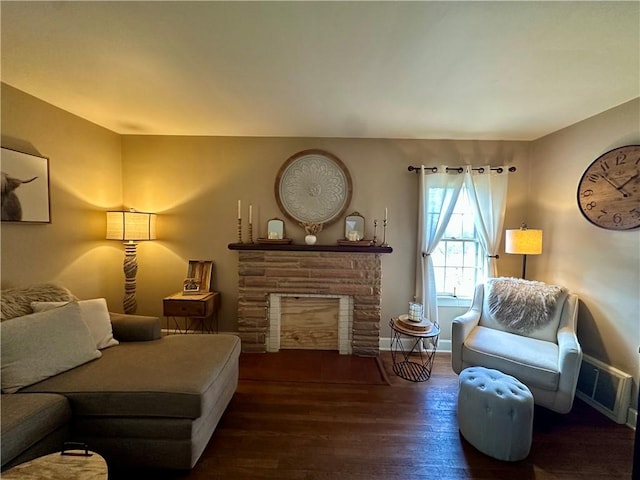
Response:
[505, 228, 542, 255]
[106, 211, 156, 241]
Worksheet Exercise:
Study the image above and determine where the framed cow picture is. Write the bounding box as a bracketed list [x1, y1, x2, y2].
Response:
[1, 147, 51, 223]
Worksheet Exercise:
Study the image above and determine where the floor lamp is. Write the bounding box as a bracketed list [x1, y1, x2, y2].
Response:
[505, 224, 542, 279]
[106, 209, 157, 314]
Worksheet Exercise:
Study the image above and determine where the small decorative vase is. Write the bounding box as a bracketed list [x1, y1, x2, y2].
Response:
[305, 234, 317, 245]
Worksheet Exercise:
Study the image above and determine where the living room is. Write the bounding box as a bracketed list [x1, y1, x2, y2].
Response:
[1, 1, 638, 477]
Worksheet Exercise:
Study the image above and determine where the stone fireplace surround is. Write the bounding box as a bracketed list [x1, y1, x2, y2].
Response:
[228, 244, 392, 356]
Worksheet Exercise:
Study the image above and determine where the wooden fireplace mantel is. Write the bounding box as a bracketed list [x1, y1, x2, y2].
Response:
[227, 243, 393, 254]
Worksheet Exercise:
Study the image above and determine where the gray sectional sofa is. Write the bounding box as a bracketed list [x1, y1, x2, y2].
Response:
[0, 284, 241, 471]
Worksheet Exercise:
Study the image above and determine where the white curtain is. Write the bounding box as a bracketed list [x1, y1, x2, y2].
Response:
[415, 166, 464, 326]
[464, 166, 510, 278]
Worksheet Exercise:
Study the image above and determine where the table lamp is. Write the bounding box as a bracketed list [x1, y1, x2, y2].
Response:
[505, 224, 542, 279]
[106, 209, 157, 314]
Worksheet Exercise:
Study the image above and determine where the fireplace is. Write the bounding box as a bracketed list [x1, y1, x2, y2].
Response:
[229, 244, 392, 356]
[268, 293, 353, 354]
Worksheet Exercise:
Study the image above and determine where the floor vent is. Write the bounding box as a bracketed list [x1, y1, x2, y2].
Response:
[576, 354, 632, 424]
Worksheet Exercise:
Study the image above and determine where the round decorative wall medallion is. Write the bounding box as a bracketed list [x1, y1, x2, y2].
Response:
[275, 149, 353, 226]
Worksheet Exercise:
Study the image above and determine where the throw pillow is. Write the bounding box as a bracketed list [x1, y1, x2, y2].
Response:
[31, 298, 119, 350]
[0, 283, 76, 321]
[480, 277, 567, 342]
[1, 302, 101, 393]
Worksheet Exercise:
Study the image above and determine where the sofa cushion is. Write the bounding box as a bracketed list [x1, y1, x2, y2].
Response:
[109, 312, 161, 342]
[21, 334, 241, 419]
[462, 325, 560, 391]
[69, 348, 239, 470]
[1, 393, 71, 466]
[32, 298, 119, 350]
[1, 302, 102, 393]
[1, 283, 76, 321]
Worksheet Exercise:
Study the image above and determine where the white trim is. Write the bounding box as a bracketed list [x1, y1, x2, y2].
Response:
[628, 407, 638, 430]
[162, 329, 455, 355]
[268, 294, 281, 352]
[437, 295, 472, 308]
[161, 329, 239, 336]
[380, 336, 451, 353]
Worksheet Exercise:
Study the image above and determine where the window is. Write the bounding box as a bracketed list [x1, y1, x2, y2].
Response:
[432, 185, 484, 298]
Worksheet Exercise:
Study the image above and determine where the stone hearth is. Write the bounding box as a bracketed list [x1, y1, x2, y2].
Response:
[229, 245, 390, 356]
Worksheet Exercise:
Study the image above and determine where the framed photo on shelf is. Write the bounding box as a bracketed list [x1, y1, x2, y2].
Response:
[1, 147, 51, 223]
[183, 278, 201, 294]
[183, 260, 213, 295]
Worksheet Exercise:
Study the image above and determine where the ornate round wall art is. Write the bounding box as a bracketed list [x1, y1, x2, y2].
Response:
[275, 149, 353, 227]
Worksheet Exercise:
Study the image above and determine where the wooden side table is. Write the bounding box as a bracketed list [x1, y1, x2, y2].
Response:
[163, 291, 220, 334]
[389, 316, 440, 382]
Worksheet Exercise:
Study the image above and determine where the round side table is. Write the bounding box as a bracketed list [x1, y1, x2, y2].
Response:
[389, 317, 440, 382]
[2, 448, 107, 479]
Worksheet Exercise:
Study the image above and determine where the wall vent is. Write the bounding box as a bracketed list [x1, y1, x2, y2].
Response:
[576, 354, 632, 424]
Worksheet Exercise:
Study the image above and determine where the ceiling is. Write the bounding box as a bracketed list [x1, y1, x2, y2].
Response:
[1, 1, 639, 140]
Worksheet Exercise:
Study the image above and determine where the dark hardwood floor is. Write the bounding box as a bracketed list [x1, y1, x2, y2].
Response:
[112, 352, 635, 479]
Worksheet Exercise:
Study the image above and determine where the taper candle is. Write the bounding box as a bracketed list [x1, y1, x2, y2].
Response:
[249, 205, 253, 225]
[385, 207, 388, 221]
[237, 200, 241, 220]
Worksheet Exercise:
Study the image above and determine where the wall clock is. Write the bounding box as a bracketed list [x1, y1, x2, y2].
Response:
[577, 145, 640, 230]
[275, 149, 352, 228]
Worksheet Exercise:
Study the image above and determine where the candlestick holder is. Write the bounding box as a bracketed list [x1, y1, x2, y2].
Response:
[237, 218, 243, 243]
[373, 219, 378, 246]
[248, 222, 254, 244]
[382, 219, 389, 247]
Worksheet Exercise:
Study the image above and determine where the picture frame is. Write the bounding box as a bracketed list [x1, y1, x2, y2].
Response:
[183, 278, 201, 294]
[266, 217, 285, 240]
[185, 260, 213, 294]
[257, 217, 293, 244]
[344, 211, 365, 241]
[1, 147, 51, 223]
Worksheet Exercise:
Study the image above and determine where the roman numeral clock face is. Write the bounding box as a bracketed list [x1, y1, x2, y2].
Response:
[577, 145, 640, 230]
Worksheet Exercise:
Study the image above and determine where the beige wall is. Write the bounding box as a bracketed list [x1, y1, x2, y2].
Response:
[3, 83, 637, 413]
[1, 84, 530, 335]
[121, 136, 529, 338]
[529, 98, 640, 410]
[1, 84, 124, 303]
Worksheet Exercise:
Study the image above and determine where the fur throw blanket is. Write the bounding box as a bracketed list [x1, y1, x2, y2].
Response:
[1, 283, 76, 321]
[487, 277, 566, 333]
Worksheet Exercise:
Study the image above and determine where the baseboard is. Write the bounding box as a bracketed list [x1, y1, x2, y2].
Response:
[161, 330, 454, 353]
[628, 407, 638, 430]
[436, 339, 452, 353]
[161, 328, 237, 336]
[379, 337, 451, 353]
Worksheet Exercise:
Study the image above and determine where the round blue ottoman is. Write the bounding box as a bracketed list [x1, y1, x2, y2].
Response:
[458, 366, 534, 461]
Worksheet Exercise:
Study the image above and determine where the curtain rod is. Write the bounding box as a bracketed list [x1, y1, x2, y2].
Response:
[407, 165, 517, 174]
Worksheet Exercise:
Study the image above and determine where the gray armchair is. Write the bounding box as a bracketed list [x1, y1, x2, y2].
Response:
[451, 278, 582, 414]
